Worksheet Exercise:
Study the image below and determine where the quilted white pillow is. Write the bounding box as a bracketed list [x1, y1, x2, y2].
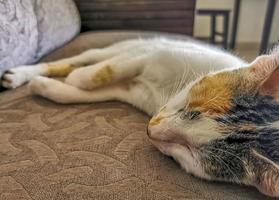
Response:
[0, 0, 80, 76]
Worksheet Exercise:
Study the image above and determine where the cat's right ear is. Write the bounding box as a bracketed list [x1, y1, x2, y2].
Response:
[245, 46, 279, 101]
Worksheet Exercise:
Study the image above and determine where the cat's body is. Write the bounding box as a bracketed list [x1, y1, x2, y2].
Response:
[2, 38, 278, 197]
[1, 38, 246, 114]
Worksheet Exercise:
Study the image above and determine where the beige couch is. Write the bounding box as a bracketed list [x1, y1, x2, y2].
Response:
[0, 31, 274, 200]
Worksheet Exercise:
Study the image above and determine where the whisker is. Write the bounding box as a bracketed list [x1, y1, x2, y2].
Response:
[203, 149, 242, 183]
[205, 146, 244, 164]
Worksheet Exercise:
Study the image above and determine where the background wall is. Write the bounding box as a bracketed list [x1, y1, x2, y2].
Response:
[194, 0, 279, 44]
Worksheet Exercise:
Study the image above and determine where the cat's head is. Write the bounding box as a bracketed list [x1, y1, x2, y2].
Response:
[147, 47, 279, 197]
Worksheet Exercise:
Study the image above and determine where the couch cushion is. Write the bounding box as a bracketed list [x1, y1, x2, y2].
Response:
[0, 0, 80, 76]
[0, 31, 273, 200]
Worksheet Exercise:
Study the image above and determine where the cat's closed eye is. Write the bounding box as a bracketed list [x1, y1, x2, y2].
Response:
[180, 110, 201, 120]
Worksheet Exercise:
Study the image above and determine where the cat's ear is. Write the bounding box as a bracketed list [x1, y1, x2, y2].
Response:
[245, 47, 279, 100]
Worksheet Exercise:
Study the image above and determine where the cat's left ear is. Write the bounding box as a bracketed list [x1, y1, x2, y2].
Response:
[246, 47, 279, 100]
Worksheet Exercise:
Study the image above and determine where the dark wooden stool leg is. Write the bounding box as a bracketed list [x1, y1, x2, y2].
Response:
[223, 12, 229, 49]
[230, 0, 241, 50]
[260, 0, 276, 54]
[211, 14, 216, 44]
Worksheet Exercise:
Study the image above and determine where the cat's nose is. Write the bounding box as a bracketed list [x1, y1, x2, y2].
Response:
[147, 123, 153, 137]
[147, 122, 162, 139]
[147, 115, 168, 139]
[147, 123, 155, 138]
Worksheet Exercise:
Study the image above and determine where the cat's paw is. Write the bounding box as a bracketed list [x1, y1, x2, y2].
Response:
[1, 65, 44, 89]
[1, 67, 28, 89]
[28, 76, 50, 95]
[29, 76, 72, 104]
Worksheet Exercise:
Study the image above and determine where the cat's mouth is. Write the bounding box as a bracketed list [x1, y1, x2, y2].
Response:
[147, 124, 198, 150]
[147, 133, 196, 159]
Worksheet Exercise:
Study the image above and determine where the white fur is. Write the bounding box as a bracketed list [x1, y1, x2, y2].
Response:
[150, 139, 211, 180]
[2, 64, 46, 88]
[2, 38, 246, 112]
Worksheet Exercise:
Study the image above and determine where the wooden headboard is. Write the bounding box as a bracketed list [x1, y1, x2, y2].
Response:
[74, 0, 196, 35]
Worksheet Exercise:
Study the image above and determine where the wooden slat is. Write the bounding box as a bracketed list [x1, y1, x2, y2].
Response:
[78, 0, 193, 2]
[82, 19, 193, 28]
[76, 0, 195, 5]
[80, 10, 194, 20]
[76, 1, 195, 11]
[83, 26, 193, 35]
[155, 27, 193, 33]
[74, 0, 196, 36]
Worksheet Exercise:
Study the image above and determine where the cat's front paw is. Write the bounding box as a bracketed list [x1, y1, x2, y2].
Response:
[1, 65, 44, 89]
[1, 67, 30, 89]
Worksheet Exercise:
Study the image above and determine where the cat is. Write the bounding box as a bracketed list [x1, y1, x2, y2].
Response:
[1, 38, 278, 197]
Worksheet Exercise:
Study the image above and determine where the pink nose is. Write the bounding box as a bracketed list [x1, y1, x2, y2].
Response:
[148, 115, 165, 138]
[147, 124, 156, 138]
[147, 124, 154, 138]
[147, 123, 166, 140]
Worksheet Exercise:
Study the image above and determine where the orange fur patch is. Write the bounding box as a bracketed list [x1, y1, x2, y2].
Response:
[47, 64, 76, 77]
[149, 115, 164, 126]
[91, 65, 114, 87]
[188, 71, 241, 114]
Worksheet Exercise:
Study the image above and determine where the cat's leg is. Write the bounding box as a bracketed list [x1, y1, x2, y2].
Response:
[1, 39, 144, 89]
[29, 76, 157, 115]
[65, 53, 148, 90]
[1, 50, 96, 89]
[29, 76, 127, 104]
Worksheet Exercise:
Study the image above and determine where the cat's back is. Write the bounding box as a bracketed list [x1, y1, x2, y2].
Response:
[115, 38, 247, 71]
